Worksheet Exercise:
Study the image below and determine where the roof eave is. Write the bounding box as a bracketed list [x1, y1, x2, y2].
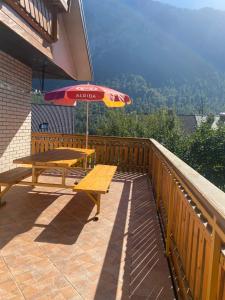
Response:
[51, 0, 93, 82]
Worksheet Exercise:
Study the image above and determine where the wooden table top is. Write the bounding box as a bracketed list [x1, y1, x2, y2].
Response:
[13, 147, 95, 168]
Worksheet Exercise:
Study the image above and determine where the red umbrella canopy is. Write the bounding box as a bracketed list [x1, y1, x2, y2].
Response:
[44, 84, 132, 107]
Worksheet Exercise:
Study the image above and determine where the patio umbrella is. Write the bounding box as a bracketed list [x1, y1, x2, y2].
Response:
[44, 84, 132, 148]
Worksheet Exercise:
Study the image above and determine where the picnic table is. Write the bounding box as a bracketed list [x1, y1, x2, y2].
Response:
[13, 147, 95, 188]
[1, 147, 117, 219]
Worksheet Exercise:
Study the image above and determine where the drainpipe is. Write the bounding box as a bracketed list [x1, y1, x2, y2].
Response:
[41, 64, 46, 93]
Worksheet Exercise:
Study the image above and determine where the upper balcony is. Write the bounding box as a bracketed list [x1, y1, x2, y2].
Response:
[0, 0, 92, 81]
[0, 133, 224, 299]
[4, 0, 64, 43]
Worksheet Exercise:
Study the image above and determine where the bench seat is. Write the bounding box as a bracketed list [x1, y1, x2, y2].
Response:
[74, 164, 117, 194]
[0, 167, 32, 185]
[74, 165, 117, 219]
[0, 167, 32, 206]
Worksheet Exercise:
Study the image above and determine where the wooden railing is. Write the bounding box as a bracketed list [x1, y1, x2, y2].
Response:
[5, 0, 59, 42]
[31, 132, 225, 299]
[31, 132, 150, 172]
[150, 139, 225, 300]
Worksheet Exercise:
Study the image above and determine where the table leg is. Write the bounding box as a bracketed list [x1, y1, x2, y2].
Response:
[96, 194, 100, 215]
[0, 186, 4, 207]
[84, 155, 87, 170]
[0, 196, 4, 207]
[32, 166, 38, 186]
[92, 152, 96, 168]
[62, 168, 66, 186]
[93, 194, 101, 221]
[85, 192, 101, 221]
[0, 185, 9, 207]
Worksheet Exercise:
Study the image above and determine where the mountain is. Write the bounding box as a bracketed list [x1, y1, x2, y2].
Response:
[83, 0, 225, 86]
[34, 0, 225, 114]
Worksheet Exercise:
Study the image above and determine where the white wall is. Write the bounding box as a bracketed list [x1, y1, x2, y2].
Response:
[0, 50, 32, 172]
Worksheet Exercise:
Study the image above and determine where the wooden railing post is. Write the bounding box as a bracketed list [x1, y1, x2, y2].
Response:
[156, 160, 162, 210]
[31, 137, 35, 155]
[148, 143, 153, 179]
[206, 220, 221, 300]
[166, 176, 175, 256]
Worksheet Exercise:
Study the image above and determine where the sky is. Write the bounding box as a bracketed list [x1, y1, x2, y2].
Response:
[157, 0, 225, 10]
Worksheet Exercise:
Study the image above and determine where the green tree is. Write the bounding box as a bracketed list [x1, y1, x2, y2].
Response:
[95, 108, 185, 155]
[144, 109, 185, 154]
[183, 123, 225, 190]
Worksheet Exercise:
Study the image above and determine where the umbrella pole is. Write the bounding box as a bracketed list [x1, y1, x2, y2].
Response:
[84, 101, 89, 171]
[85, 101, 89, 149]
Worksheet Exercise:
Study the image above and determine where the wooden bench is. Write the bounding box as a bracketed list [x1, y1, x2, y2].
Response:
[73, 165, 117, 220]
[0, 167, 32, 207]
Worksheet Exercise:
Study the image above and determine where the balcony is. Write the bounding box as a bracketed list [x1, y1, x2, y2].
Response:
[0, 133, 225, 299]
[4, 0, 63, 42]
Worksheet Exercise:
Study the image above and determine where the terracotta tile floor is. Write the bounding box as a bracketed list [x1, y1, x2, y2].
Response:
[0, 171, 175, 300]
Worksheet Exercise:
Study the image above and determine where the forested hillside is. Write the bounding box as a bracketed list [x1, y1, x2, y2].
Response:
[84, 0, 225, 83]
[81, 0, 225, 113]
[99, 74, 225, 114]
[35, 0, 225, 114]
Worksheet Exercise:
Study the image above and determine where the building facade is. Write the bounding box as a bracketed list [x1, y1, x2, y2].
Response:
[32, 104, 75, 134]
[0, 0, 92, 172]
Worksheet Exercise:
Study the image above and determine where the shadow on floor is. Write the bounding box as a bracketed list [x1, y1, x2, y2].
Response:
[34, 192, 95, 245]
[93, 174, 174, 300]
[0, 173, 174, 300]
[0, 185, 58, 250]
[41, 169, 146, 183]
[0, 184, 95, 249]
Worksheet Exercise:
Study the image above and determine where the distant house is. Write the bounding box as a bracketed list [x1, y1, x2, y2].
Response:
[0, 0, 92, 172]
[32, 104, 75, 134]
[178, 114, 224, 134]
[178, 115, 197, 134]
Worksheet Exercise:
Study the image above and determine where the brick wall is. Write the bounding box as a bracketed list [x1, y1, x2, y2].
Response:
[0, 50, 32, 172]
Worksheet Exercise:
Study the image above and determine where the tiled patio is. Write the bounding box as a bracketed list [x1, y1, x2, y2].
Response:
[0, 171, 175, 300]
